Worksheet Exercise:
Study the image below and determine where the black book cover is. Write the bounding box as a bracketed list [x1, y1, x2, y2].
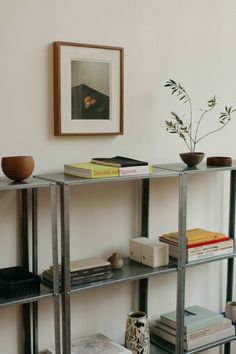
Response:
[91, 156, 148, 167]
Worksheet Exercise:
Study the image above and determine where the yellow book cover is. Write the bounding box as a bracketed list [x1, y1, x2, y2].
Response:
[162, 228, 228, 244]
[64, 162, 119, 179]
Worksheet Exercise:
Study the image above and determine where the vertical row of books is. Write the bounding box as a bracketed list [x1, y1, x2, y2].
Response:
[159, 228, 234, 262]
[64, 156, 152, 178]
[152, 305, 235, 351]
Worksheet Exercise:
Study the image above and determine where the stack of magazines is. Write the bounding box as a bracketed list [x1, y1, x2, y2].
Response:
[152, 305, 235, 351]
[159, 228, 234, 262]
[42, 257, 113, 288]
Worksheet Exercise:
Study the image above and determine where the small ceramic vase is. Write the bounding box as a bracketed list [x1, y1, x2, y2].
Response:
[225, 301, 236, 323]
[125, 311, 150, 354]
[107, 252, 124, 269]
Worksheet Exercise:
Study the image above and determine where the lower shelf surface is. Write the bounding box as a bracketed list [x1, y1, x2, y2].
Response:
[150, 342, 170, 354]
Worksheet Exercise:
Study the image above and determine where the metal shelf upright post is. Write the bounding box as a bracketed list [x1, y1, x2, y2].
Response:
[0, 177, 61, 354]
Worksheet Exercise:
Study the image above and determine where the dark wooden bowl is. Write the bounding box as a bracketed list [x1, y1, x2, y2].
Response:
[179, 152, 205, 167]
[1, 156, 34, 181]
[207, 156, 232, 167]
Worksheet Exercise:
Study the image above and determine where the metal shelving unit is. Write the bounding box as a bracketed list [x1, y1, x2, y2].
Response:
[36, 167, 179, 354]
[37, 161, 236, 354]
[0, 177, 60, 354]
[155, 162, 236, 354]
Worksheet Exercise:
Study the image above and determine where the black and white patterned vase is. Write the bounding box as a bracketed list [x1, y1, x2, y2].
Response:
[125, 311, 150, 354]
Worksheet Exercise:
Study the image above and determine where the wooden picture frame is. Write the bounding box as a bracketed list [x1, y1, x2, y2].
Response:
[53, 41, 124, 136]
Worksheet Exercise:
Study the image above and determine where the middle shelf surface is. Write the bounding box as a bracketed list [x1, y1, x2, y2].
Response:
[69, 258, 177, 293]
[0, 283, 53, 308]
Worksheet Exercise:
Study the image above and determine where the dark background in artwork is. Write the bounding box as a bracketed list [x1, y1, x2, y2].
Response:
[71, 84, 110, 120]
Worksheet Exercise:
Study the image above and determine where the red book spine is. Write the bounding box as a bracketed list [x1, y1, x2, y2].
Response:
[187, 237, 230, 249]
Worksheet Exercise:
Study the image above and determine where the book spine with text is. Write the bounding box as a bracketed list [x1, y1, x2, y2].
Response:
[119, 165, 152, 176]
[64, 166, 119, 179]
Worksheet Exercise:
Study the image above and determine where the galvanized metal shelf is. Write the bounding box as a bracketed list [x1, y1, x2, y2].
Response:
[35, 166, 180, 186]
[0, 176, 53, 190]
[70, 258, 177, 294]
[0, 283, 53, 308]
[156, 161, 236, 174]
[36, 162, 236, 354]
[0, 176, 60, 354]
[35, 168, 180, 354]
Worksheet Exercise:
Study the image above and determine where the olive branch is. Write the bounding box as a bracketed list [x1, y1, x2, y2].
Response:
[164, 79, 236, 152]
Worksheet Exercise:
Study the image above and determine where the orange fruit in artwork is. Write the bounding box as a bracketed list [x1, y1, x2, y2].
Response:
[90, 99, 96, 105]
[85, 102, 91, 109]
[84, 96, 92, 103]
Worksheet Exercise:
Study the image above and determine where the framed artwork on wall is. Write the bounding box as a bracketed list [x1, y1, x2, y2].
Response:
[53, 41, 124, 136]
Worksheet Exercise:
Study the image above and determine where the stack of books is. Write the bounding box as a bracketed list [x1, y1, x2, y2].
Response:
[42, 257, 113, 288]
[46, 333, 132, 354]
[152, 305, 235, 351]
[159, 228, 234, 262]
[64, 156, 152, 178]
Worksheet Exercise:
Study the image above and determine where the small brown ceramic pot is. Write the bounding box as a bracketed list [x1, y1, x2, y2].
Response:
[107, 252, 124, 269]
[1, 156, 35, 181]
[179, 152, 205, 167]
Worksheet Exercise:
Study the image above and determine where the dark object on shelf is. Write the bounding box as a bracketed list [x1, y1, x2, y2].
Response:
[0, 266, 40, 298]
[207, 156, 232, 167]
[91, 156, 148, 167]
[1, 155, 34, 181]
[179, 152, 205, 167]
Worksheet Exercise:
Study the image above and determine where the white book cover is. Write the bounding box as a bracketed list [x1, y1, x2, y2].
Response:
[46, 333, 132, 354]
[63, 258, 110, 272]
[119, 165, 152, 176]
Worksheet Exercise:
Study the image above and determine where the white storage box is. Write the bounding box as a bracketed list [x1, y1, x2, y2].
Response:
[129, 237, 150, 262]
[129, 237, 169, 267]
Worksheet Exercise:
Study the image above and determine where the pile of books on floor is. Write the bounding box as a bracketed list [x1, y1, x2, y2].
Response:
[159, 228, 234, 262]
[41, 257, 113, 288]
[64, 156, 152, 178]
[46, 333, 132, 354]
[152, 305, 235, 351]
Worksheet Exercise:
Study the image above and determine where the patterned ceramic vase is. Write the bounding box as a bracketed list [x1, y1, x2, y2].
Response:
[125, 311, 150, 354]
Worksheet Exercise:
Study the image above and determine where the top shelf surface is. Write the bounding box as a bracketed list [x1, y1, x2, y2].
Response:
[156, 161, 236, 174]
[0, 177, 53, 191]
[35, 161, 236, 185]
[35, 166, 180, 185]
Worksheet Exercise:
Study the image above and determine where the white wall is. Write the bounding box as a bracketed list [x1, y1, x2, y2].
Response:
[0, 0, 236, 353]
